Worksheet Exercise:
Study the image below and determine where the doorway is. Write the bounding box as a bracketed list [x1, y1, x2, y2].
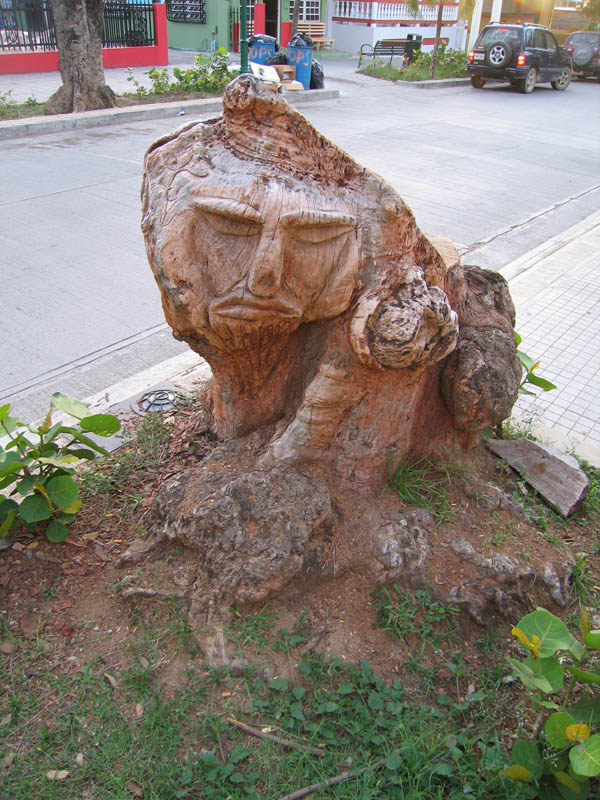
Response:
[265, 0, 277, 38]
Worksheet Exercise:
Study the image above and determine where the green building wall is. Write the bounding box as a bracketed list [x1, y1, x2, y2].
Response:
[166, 0, 326, 52]
[167, 2, 232, 52]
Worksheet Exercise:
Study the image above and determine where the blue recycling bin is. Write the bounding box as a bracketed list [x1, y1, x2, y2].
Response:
[248, 42, 276, 65]
[287, 45, 312, 89]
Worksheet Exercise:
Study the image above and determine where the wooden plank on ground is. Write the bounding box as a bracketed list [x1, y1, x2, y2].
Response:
[486, 438, 589, 518]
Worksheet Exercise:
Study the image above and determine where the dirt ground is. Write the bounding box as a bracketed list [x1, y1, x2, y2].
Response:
[1, 403, 598, 694]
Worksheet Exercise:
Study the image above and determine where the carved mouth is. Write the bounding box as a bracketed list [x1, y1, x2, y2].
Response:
[210, 297, 300, 321]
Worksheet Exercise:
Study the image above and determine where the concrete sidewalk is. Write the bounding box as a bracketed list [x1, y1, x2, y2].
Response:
[79, 211, 600, 468]
[501, 212, 600, 466]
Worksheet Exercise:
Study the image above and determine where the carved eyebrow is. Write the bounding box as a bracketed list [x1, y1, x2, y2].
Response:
[192, 198, 263, 224]
[280, 211, 356, 228]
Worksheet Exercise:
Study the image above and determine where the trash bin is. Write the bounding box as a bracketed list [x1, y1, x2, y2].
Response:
[405, 34, 422, 63]
[287, 43, 312, 89]
[248, 34, 277, 65]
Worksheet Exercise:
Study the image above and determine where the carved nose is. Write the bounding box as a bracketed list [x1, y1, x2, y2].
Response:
[247, 233, 283, 297]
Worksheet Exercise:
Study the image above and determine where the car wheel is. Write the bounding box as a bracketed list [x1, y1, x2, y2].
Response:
[470, 75, 486, 88]
[551, 68, 571, 91]
[486, 43, 512, 68]
[519, 67, 537, 93]
[572, 44, 594, 68]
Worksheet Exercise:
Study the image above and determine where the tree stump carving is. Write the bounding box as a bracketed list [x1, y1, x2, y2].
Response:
[138, 76, 526, 659]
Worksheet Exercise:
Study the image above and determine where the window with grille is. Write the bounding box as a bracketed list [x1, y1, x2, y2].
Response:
[289, 0, 321, 21]
[166, 0, 207, 24]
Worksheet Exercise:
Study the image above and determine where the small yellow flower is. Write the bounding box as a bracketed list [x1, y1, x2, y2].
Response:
[511, 627, 541, 655]
[566, 723, 590, 743]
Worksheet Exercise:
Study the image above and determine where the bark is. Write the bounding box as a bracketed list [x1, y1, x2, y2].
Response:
[429, 1, 445, 79]
[291, 0, 301, 37]
[47, 0, 116, 114]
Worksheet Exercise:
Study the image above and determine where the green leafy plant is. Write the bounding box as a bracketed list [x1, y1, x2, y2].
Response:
[126, 51, 233, 99]
[505, 606, 600, 797]
[516, 332, 557, 396]
[0, 89, 16, 108]
[0, 393, 120, 542]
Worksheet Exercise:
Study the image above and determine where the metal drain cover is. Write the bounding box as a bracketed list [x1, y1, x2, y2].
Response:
[131, 388, 179, 416]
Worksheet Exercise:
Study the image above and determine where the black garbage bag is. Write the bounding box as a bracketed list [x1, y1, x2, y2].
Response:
[289, 32, 313, 48]
[310, 58, 325, 89]
[267, 51, 288, 65]
[248, 33, 279, 51]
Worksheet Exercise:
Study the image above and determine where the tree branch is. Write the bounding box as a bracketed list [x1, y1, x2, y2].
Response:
[226, 717, 325, 757]
[276, 759, 387, 800]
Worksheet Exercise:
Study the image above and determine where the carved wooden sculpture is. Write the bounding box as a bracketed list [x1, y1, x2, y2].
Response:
[133, 77, 557, 662]
[142, 76, 520, 487]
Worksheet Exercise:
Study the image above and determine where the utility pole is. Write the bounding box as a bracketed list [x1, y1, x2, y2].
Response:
[240, 0, 249, 73]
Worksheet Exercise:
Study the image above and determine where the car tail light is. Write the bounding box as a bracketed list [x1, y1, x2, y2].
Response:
[517, 52, 526, 66]
[468, 50, 474, 62]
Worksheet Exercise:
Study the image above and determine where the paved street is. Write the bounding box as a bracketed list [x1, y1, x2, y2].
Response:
[1, 57, 599, 460]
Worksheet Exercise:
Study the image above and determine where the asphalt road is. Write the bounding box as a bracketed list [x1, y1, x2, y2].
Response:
[2, 65, 600, 421]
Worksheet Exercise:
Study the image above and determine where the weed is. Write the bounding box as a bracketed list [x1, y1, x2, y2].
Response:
[0, 89, 16, 109]
[374, 585, 458, 656]
[228, 604, 281, 654]
[42, 584, 58, 601]
[81, 411, 170, 503]
[387, 455, 453, 523]
[569, 553, 594, 605]
[515, 332, 557, 397]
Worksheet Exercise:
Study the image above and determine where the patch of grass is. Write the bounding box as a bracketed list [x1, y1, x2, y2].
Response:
[228, 604, 281, 655]
[386, 455, 453, 523]
[0, 90, 46, 120]
[0, 606, 547, 799]
[81, 411, 171, 502]
[373, 586, 459, 656]
[358, 47, 468, 82]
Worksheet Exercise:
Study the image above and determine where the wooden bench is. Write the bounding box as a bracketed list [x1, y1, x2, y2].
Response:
[297, 20, 334, 50]
[359, 38, 420, 66]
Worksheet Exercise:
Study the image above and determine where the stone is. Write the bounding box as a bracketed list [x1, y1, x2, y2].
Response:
[486, 437, 589, 517]
[142, 75, 520, 489]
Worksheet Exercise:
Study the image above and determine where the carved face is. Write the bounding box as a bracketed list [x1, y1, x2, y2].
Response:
[152, 168, 361, 355]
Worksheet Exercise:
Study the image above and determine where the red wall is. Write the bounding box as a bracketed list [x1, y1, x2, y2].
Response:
[0, 3, 168, 75]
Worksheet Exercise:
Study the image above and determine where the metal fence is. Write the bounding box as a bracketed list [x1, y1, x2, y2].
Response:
[0, 0, 55, 51]
[0, 0, 156, 52]
[103, 1, 155, 48]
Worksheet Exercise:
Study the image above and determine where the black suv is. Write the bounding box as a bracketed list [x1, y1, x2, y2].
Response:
[564, 31, 600, 80]
[468, 23, 571, 93]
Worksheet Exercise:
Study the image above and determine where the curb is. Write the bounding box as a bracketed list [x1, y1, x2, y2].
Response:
[399, 77, 470, 89]
[499, 209, 600, 283]
[0, 88, 340, 141]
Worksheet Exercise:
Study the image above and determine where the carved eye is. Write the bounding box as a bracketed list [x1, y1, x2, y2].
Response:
[202, 211, 261, 238]
[287, 224, 355, 244]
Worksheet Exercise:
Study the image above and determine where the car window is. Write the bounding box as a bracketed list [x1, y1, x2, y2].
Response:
[533, 30, 546, 49]
[545, 32, 557, 52]
[476, 27, 522, 48]
[567, 33, 600, 46]
[525, 29, 534, 48]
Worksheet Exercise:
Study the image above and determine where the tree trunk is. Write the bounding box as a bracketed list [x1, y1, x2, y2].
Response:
[47, 0, 116, 114]
[291, 0, 301, 37]
[429, 1, 445, 79]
